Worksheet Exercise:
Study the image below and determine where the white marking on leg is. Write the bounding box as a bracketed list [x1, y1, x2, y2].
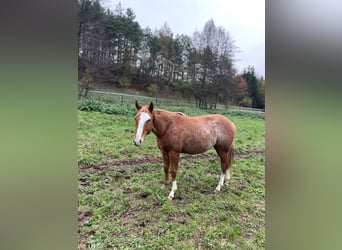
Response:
[133, 112, 151, 145]
[168, 181, 177, 200]
[225, 169, 231, 186]
[215, 174, 225, 192]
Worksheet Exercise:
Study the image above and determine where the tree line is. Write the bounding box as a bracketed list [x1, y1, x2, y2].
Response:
[78, 0, 264, 109]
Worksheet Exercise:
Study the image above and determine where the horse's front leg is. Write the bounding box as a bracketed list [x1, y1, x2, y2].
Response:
[167, 151, 179, 200]
[161, 151, 170, 189]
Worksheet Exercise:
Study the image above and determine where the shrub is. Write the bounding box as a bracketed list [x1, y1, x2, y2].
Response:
[239, 97, 253, 107]
[221, 110, 265, 120]
[78, 98, 102, 112]
[118, 77, 131, 88]
[147, 83, 158, 95]
[78, 98, 135, 115]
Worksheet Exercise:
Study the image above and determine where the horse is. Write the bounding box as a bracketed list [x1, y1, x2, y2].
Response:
[133, 101, 236, 200]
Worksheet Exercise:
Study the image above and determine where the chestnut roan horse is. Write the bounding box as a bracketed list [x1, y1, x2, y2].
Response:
[133, 101, 236, 200]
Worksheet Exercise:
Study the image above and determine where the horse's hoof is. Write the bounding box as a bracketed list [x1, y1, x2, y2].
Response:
[214, 188, 221, 193]
[161, 185, 165, 189]
[168, 195, 173, 200]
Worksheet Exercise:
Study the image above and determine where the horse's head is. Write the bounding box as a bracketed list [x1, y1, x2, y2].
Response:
[133, 101, 154, 146]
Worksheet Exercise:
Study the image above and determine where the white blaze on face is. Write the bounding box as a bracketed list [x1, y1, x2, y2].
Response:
[134, 111, 151, 146]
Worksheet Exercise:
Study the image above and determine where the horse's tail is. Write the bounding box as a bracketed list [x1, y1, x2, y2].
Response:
[227, 143, 234, 169]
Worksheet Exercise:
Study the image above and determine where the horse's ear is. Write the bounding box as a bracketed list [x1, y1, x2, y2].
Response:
[149, 101, 154, 112]
[135, 100, 142, 110]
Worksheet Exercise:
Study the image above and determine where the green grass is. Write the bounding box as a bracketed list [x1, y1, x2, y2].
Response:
[78, 105, 264, 166]
[78, 104, 265, 249]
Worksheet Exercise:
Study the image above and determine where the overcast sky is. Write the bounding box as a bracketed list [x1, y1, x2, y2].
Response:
[105, 0, 265, 78]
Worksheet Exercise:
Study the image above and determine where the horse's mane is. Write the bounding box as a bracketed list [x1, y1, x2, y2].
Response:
[154, 109, 187, 117]
[175, 112, 187, 116]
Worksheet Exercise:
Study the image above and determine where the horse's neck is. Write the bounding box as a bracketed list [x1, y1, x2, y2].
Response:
[152, 110, 172, 138]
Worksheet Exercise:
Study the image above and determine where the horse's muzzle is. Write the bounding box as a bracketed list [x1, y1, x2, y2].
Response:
[133, 139, 142, 146]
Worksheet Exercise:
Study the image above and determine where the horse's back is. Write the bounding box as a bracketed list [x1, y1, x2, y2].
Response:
[172, 112, 236, 139]
[154, 110, 235, 153]
[192, 114, 235, 132]
[179, 113, 235, 152]
[211, 114, 236, 147]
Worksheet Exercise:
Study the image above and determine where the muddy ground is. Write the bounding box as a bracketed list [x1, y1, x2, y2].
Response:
[78, 149, 264, 249]
[78, 150, 264, 173]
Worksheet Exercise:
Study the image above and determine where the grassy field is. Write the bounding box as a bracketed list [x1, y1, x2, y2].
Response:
[78, 103, 265, 249]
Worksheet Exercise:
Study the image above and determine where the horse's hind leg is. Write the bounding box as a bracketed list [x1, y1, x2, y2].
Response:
[214, 145, 234, 192]
[215, 150, 228, 192]
[225, 144, 234, 185]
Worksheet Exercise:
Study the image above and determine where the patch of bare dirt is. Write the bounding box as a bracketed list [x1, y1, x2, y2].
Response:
[78, 210, 95, 250]
[78, 150, 264, 174]
[120, 208, 138, 226]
